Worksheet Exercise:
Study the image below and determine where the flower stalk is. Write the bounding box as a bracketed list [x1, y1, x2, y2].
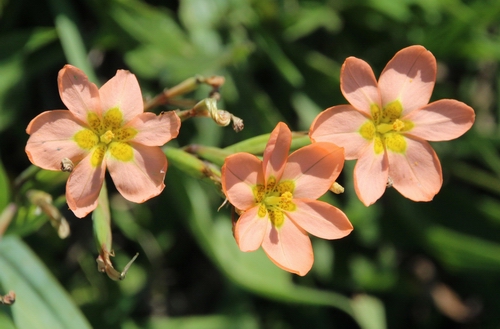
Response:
[143, 75, 226, 111]
[176, 98, 244, 132]
[93, 181, 138, 281]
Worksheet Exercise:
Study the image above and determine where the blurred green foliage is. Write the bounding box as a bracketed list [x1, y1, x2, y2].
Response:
[0, 0, 499, 328]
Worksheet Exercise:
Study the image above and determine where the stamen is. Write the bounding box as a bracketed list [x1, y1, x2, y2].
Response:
[100, 130, 115, 144]
[392, 119, 405, 131]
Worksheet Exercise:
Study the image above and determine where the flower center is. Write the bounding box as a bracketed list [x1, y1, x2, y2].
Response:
[100, 130, 115, 144]
[359, 100, 414, 154]
[253, 176, 296, 228]
[73, 107, 138, 167]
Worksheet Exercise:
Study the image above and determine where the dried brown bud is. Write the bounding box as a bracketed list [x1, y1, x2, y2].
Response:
[213, 110, 232, 126]
[231, 115, 244, 132]
[26, 190, 70, 238]
[61, 158, 74, 172]
[1, 291, 16, 305]
[205, 76, 225, 88]
[386, 176, 394, 188]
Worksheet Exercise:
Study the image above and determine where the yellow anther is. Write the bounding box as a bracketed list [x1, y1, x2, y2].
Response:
[100, 130, 115, 144]
[392, 119, 405, 131]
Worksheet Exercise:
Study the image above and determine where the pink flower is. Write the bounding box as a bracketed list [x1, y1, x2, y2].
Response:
[310, 45, 475, 206]
[26, 65, 181, 218]
[221, 122, 353, 276]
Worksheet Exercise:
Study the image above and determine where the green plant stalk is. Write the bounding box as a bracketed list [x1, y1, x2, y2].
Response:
[223, 132, 310, 154]
[164, 146, 222, 192]
[92, 180, 112, 253]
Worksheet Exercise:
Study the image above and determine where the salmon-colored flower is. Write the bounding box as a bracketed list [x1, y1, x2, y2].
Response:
[221, 122, 353, 276]
[26, 65, 181, 217]
[310, 45, 475, 206]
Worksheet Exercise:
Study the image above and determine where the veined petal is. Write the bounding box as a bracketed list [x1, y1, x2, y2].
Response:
[388, 137, 442, 201]
[340, 57, 381, 116]
[222, 153, 263, 211]
[287, 199, 353, 239]
[262, 122, 292, 184]
[106, 143, 167, 203]
[58, 65, 101, 123]
[282, 142, 345, 199]
[379, 45, 436, 116]
[354, 146, 389, 206]
[99, 70, 143, 122]
[310, 105, 371, 160]
[26, 110, 90, 170]
[261, 217, 313, 276]
[126, 111, 181, 146]
[66, 152, 106, 218]
[234, 206, 268, 252]
[403, 99, 475, 141]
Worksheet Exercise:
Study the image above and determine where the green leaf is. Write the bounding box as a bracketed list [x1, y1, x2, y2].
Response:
[366, 0, 412, 21]
[255, 33, 303, 87]
[283, 5, 341, 41]
[0, 156, 10, 210]
[0, 236, 91, 329]
[48, 0, 98, 83]
[426, 225, 500, 272]
[123, 314, 259, 329]
[0, 28, 58, 132]
[0, 312, 16, 329]
[290, 93, 323, 130]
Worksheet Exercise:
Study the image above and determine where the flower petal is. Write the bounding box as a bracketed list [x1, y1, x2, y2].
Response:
[58, 65, 101, 123]
[403, 99, 475, 141]
[234, 206, 268, 252]
[127, 111, 181, 146]
[222, 153, 263, 211]
[66, 153, 106, 218]
[282, 142, 345, 199]
[261, 218, 313, 276]
[378, 45, 436, 116]
[340, 57, 381, 115]
[287, 199, 353, 239]
[309, 105, 370, 160]
[99, 70, 143, 122]
[262, 122, 291, 184]
[354, 146, 389, 206]
[106, 144, 167, 203]
[388, 137, 442, 201]
[26, 110, 90, 170]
